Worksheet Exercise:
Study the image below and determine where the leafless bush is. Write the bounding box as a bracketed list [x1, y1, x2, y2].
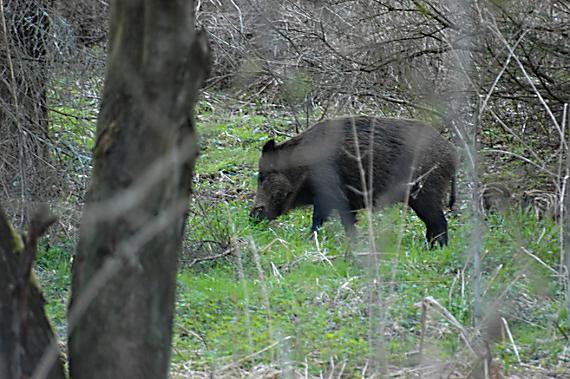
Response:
[0, 0, 107, 228]
[200, 1, 568, 173]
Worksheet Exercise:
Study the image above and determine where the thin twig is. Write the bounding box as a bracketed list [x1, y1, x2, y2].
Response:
[418, 296, 478, 358]
[500, 317, 522, 364]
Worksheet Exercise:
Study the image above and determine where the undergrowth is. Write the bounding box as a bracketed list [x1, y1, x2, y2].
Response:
[38, 104, 568, 377]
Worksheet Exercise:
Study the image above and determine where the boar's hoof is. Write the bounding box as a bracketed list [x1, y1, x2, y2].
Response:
[428, 232, 448, 249]
[309, 230, 319, 241]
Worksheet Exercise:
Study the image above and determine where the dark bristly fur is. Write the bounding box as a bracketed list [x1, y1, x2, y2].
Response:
[250, 116, 458, 247]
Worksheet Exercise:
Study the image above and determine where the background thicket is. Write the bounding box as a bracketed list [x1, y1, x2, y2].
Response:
[0, 0, 569, 378]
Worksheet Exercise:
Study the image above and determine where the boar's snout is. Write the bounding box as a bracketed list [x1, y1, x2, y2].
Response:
[250, 205, 267, 222]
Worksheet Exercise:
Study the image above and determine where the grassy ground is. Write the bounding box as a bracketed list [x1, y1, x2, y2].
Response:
[39, 105, 569, 377]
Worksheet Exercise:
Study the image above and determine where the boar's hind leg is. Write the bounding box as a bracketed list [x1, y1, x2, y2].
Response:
[409, 195, 448, 248]
[339, 210, 357, 237]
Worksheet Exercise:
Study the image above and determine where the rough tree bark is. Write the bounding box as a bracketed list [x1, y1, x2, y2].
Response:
[68, 1, 210, 378]
[0, 205, 65, 379]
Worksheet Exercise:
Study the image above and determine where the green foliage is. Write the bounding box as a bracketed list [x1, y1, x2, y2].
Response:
[176, 198, 567, 374]
[414, 2, 430, 17]
[35, 243, 73, 338]
[49, 106, 96, 151]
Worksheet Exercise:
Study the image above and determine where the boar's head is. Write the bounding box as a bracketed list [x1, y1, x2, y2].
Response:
[250, 139, 296, 221]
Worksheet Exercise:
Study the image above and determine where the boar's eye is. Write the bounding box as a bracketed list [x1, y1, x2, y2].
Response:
[258, 173, 266, 183]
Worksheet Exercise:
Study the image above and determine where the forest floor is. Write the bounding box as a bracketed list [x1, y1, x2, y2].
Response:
[38, 103, 569, 378]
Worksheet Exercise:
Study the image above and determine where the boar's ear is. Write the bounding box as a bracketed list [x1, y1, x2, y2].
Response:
[262, 139, 276, 153]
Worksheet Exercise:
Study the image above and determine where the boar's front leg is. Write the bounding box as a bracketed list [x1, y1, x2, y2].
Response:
[311, 191, 355, 237]
[310, 166, 354, 236]
[311, 195, 333, 233]
[409, 193, 448, 248]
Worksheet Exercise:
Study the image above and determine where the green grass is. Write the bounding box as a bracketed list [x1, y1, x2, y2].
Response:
[177, 109, 568, 374]
[175, 200, 566, 375]
[36, 242, 73, 338]
[37, 105, 568, 376]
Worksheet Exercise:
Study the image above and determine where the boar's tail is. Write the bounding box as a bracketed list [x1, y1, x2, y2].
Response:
[449, 176, 456, 211]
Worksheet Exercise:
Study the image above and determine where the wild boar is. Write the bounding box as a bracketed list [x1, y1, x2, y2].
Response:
[479, 182, 513, 214]
[521, 189, 560, 221]
[250, 116, 458, 247]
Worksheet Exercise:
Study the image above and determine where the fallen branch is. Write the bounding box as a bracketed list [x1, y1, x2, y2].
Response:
[186, 248, 234, 268]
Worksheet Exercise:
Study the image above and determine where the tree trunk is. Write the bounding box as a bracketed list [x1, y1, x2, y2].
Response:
[68, 1, 209, 378]
[0, 205, 66, 379]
